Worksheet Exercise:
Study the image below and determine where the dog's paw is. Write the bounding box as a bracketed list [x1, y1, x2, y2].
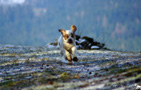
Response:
[73, 57, 78, 62]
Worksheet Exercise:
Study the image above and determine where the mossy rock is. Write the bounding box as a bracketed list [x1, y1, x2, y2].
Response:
[82, 36, 93, 43]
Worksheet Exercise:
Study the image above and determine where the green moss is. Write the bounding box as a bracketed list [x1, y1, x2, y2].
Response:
[41, 87, 56, 90]
[44, 68, 58, 75]
[42, 58, 49, 61]
[25, 59, 30, 63]
[60, 72, 69, 81]
[0, 80, 15, 87]
[123, 67, 141, 77]
[108, 65, 141, 76]
[12, 59, 18, 64]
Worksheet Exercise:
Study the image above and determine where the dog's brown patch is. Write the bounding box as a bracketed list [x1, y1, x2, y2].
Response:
[64, 34, 69, 40]
[71, 25, 77, 32]
[59, 29, 68, 40]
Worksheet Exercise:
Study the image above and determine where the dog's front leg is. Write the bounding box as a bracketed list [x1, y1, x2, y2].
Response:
[71, 47, 78, 62]
[65, 50, 72, 63]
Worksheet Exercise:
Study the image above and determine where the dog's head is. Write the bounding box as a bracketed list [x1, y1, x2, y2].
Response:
[59, 25, 77, 44]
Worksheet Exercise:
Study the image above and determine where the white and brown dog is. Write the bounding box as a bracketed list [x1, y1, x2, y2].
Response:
[58, 25, 78, 63]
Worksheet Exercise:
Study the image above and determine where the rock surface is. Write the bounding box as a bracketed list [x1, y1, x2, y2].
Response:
[0, 44, 141, 90]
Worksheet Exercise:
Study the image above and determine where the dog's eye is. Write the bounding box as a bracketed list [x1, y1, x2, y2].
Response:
[66, 35, 69, 39]
[63, 34, 69, 40]
[71, 33, 74, 38]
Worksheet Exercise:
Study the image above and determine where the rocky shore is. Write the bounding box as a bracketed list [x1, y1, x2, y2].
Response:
[0, 44, 140, 90]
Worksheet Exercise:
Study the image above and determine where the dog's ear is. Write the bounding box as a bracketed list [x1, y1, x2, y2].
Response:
[59, 29, 68, 40]
[59, 29, 66, 35]
[71, 25, 77, 32]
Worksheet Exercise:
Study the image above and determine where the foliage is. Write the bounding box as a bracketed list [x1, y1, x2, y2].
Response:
[0, 0, 141, 52]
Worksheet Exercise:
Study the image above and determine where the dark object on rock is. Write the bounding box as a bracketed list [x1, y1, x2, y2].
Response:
[76, 35, 81, 40]
[82, 36, 93, 43]
[50, 39, 58, 46]
[76, 41, 80, 45]
[46, 35, 108, 50]
[80, 41, 90, 49]
[75, 35, 108, 50]
[90, 42, 100, 46]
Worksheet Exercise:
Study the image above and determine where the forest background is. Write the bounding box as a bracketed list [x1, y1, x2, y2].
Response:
[0, 0, 141, 52]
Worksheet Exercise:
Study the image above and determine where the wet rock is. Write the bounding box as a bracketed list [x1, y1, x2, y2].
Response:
[0, 44, 140, 90]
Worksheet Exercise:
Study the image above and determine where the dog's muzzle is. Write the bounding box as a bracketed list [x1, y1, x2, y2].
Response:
[68, 39, 73, 44]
